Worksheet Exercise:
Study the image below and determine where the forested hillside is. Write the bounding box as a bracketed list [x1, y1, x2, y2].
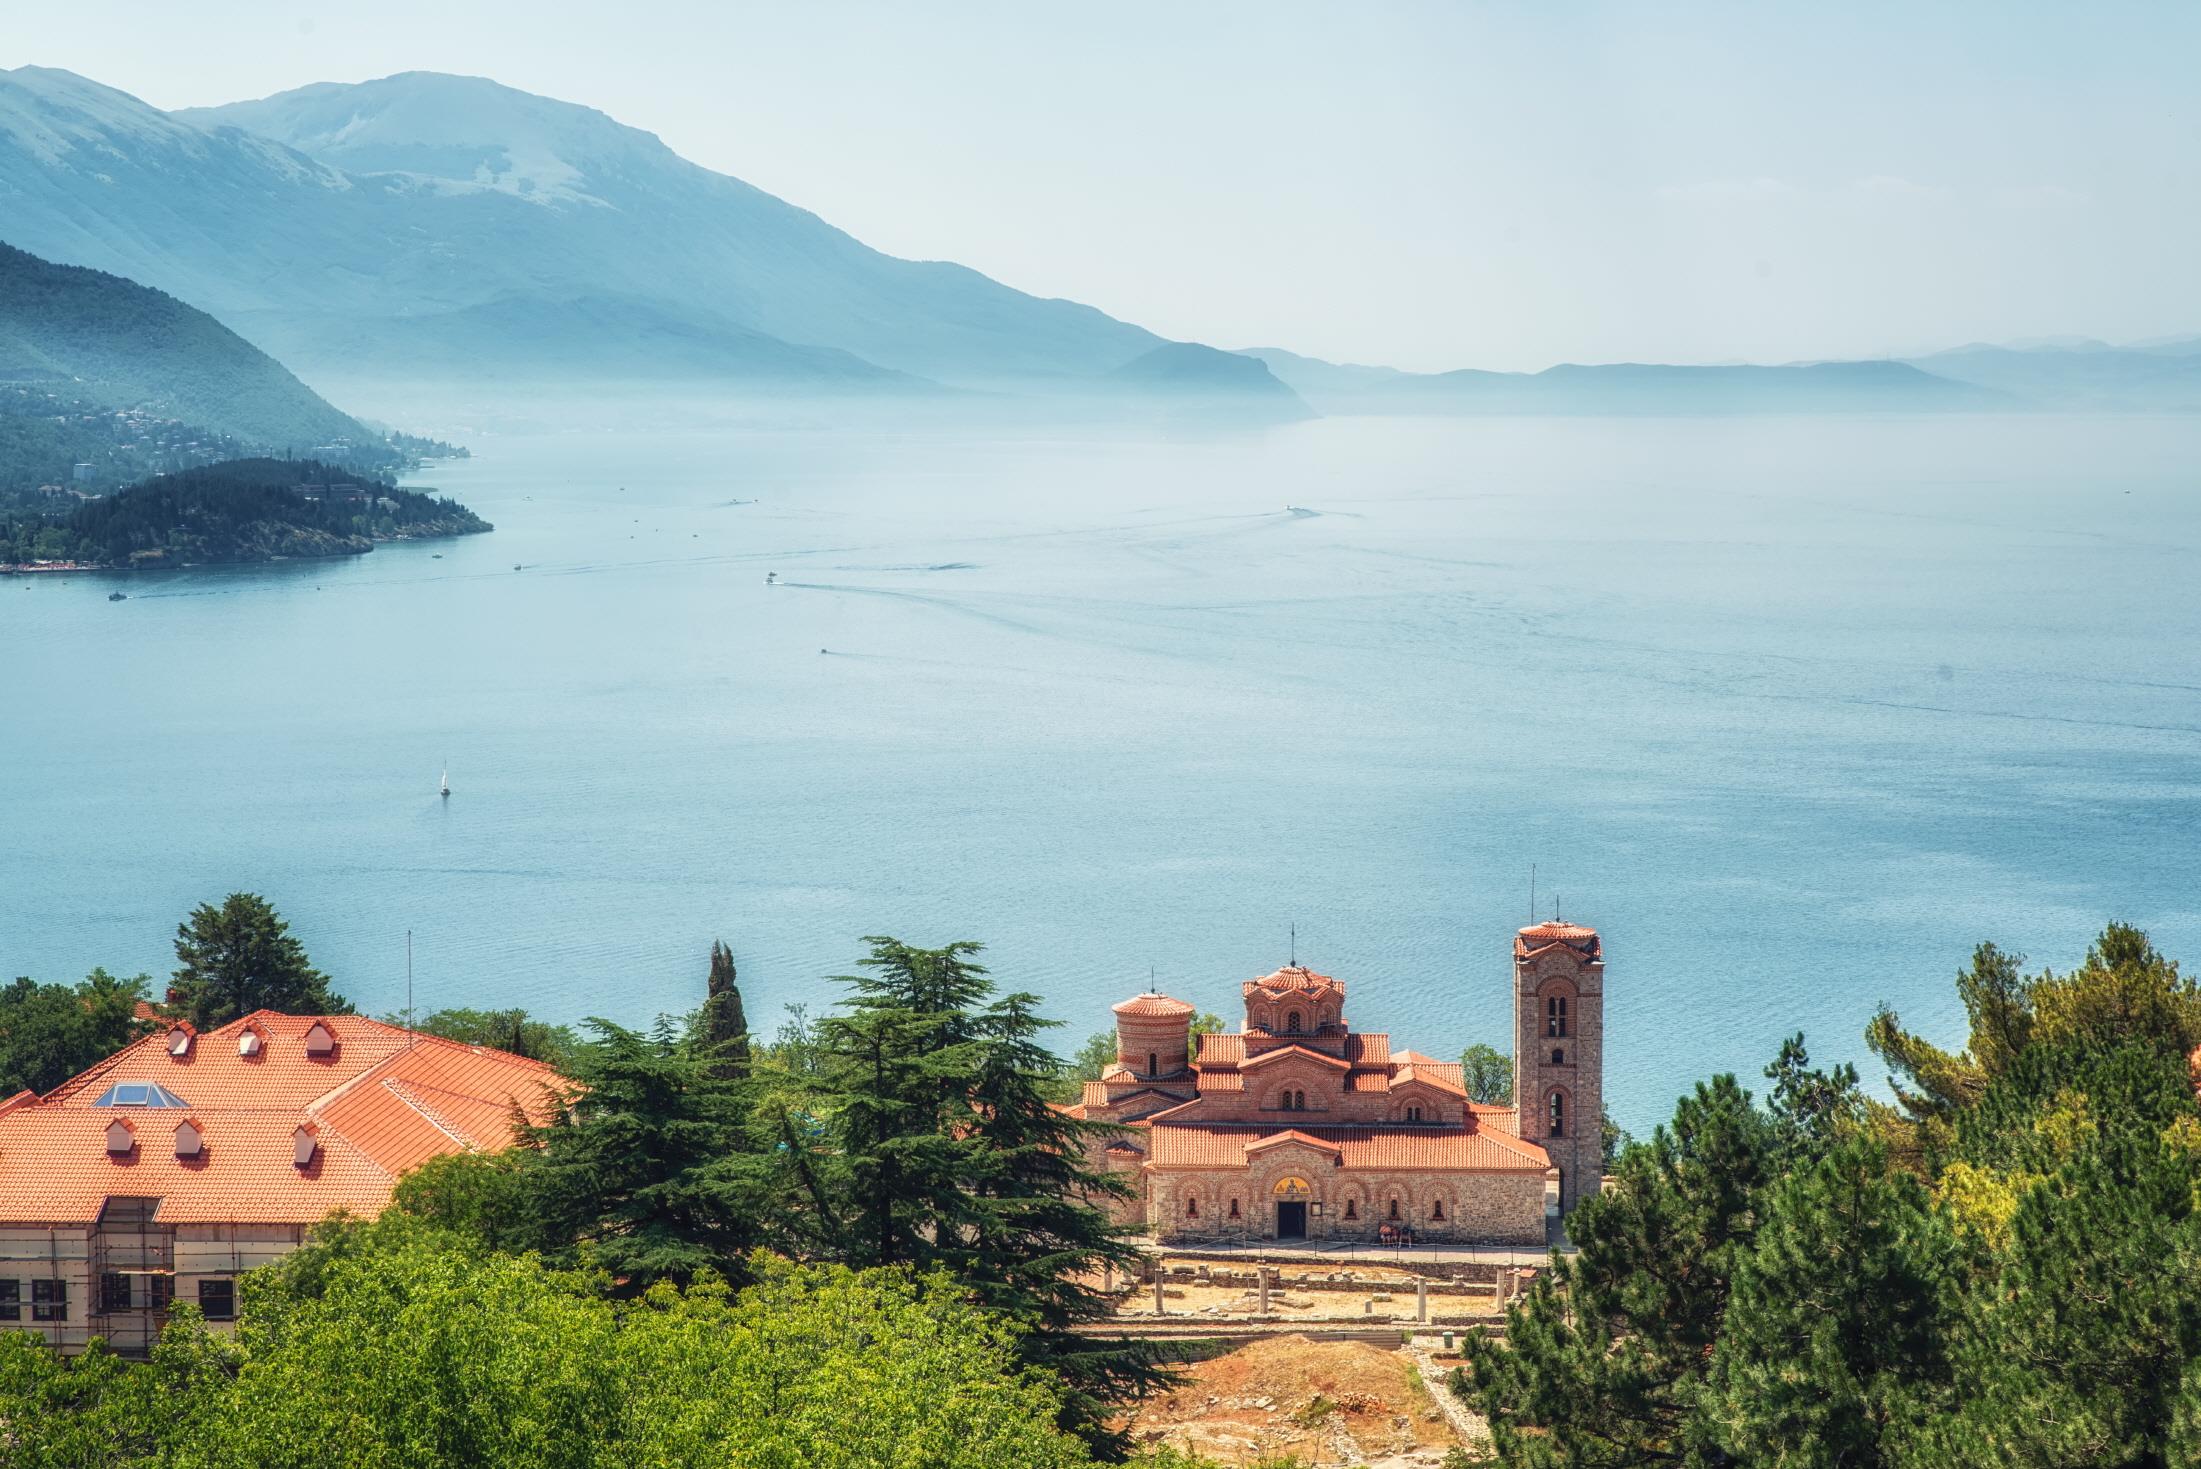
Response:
[0, 240, 377, 473]
[0, 457, 488, 567]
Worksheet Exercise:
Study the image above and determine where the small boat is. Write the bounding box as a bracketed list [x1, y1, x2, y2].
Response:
[439, 765, 450, 799]
[765, 572, 777, 585]
[513, 564, 523, 571]
[431, 553, 442, 559]
[108, 591, 127, 602]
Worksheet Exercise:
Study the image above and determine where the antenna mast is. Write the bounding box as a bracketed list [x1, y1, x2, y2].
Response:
[1290, 921, 1297, 967]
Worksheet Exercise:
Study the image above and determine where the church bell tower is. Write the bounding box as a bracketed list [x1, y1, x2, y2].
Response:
[1512, 918, 1605, 1214]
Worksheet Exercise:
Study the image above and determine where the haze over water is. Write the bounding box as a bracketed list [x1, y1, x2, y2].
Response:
[6, 410, 2197, 1132]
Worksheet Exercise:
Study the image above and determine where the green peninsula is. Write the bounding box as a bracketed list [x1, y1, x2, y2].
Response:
[0, 457, 490, 570]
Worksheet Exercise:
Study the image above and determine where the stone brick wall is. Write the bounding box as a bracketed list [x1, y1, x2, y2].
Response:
[1149, 1167, 1545, 1246]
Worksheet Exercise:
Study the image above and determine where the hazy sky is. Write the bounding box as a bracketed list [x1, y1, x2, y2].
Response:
[12, 1, 2199, 370]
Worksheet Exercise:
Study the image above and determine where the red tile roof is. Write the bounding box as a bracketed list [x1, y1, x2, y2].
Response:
[1242, 966, 1346, 1001]
[1516, 921, 1601, 960]
[1240, 1044, 1350, 1073]
[1112, 993, 1195, 1019]
[0, 1012, 569, 1225]
[1146, 1122, 1550, 1173]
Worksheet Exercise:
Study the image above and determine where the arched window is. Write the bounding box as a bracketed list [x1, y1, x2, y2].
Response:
[1548, 1090, 1567, 1138]
[1185, 1196, 1199, 1218]
[1546, 995, 1568, 1038]
[1343, 1198, 1359, 1220]
[1149, 1051, 1159, 1076]
[1551, 1047, 1565, 1065]
[1286, 1010, 1302, 1034]
[1431, 1199, 1446, 1221]
[1228, 1198, 1241, 1220]
[1404, 1105, 1423, 1123]
[1295, 1089, 1307, 1111]
[1387, 1198, 1401, 1221]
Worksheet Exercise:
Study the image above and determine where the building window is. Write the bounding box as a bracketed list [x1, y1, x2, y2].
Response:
[0, 1280, 17, 1321]
[1228, 1198, 1241, 1220]
[1548, 1090, 1567, 1137]
[1431, 1199, 1446, 1221]
[1405, 1105, 1423, 1122]
[1552, 1048, 1565, 1065]
[1185, 1196, 1199, 1219]
[101, 1272, 132, 1313]
[1546, 995, 1568, 1038]
[1387, 1198, 1401, 1221]
[1295, 1089, 1307, 1111]
[1149, 1051, 1159, 1076]
[198, 1278, 236, 1323]
[1342, 1199, 1358, 1221]
[1286, 1010, 1302, 1034]
[31, 1279, 66, 1322]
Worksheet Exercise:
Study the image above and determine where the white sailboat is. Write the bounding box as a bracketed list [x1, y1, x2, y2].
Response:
[440, 765, 450, 799]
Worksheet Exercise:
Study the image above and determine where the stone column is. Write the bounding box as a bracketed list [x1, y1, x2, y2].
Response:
[1154, 1273, 1166, 1316]
[1416, 1276, 1428, 1323]
[1258, 1267, 1271, 1314]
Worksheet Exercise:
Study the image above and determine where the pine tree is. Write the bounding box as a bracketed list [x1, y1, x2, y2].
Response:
[517, 1018, 761, 1290]
[1465, 1074, 1777, 1468]
[1704, 1137, 1956, 1468]
[957, 990, 1168, 1455]
[170, 893, 349, 1027]
[793, 938, 1164, 1456]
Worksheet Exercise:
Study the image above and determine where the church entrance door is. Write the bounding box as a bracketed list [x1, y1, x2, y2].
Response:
[1276, 1202, 1307, 1239]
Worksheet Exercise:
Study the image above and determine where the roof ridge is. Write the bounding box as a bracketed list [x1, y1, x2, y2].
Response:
[374, 1077, 478, 1152]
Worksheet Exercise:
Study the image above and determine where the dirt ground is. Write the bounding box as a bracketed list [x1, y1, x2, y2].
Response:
[1121, 1334, 1471, 1467]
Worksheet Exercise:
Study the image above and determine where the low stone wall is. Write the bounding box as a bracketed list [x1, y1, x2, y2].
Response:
[1145, 1252, 1544, 1286]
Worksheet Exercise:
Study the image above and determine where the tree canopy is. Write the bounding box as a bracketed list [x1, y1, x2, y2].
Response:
[0, 968, 153, 1096]
[0, 1216, 1097, 1469]
[169, 893, 349, 1028]
[1464, 922, 2201, 1469]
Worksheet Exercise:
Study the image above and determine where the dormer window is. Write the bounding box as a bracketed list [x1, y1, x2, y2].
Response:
[174, 1120, 203, 1158]
[167, 1027, 194, 1059]
[304, 1021, 335, 1057]
[239, 1028, 264, 1058]
[105, 1119, 135, 1155]
[292, 1125, 318, 1168]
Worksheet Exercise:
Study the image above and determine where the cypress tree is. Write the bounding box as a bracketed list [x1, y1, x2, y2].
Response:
[697, 939, 751, 1080]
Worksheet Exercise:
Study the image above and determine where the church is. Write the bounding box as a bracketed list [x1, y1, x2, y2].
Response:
[1065, 919, 1605, 1246]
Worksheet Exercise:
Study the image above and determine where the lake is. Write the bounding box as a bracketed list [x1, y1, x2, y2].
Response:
[5, 410, 2197, 1132]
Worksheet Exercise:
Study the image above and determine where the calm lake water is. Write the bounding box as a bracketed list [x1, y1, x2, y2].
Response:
[5, 412, 2198, 1132]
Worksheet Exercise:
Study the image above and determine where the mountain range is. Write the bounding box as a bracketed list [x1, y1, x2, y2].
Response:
[1, 64, 2195, 418]
[0, 67, 1230, 398]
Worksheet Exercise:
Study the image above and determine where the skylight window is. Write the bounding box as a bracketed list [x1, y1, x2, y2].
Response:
[90, 1082, 191, 1109]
